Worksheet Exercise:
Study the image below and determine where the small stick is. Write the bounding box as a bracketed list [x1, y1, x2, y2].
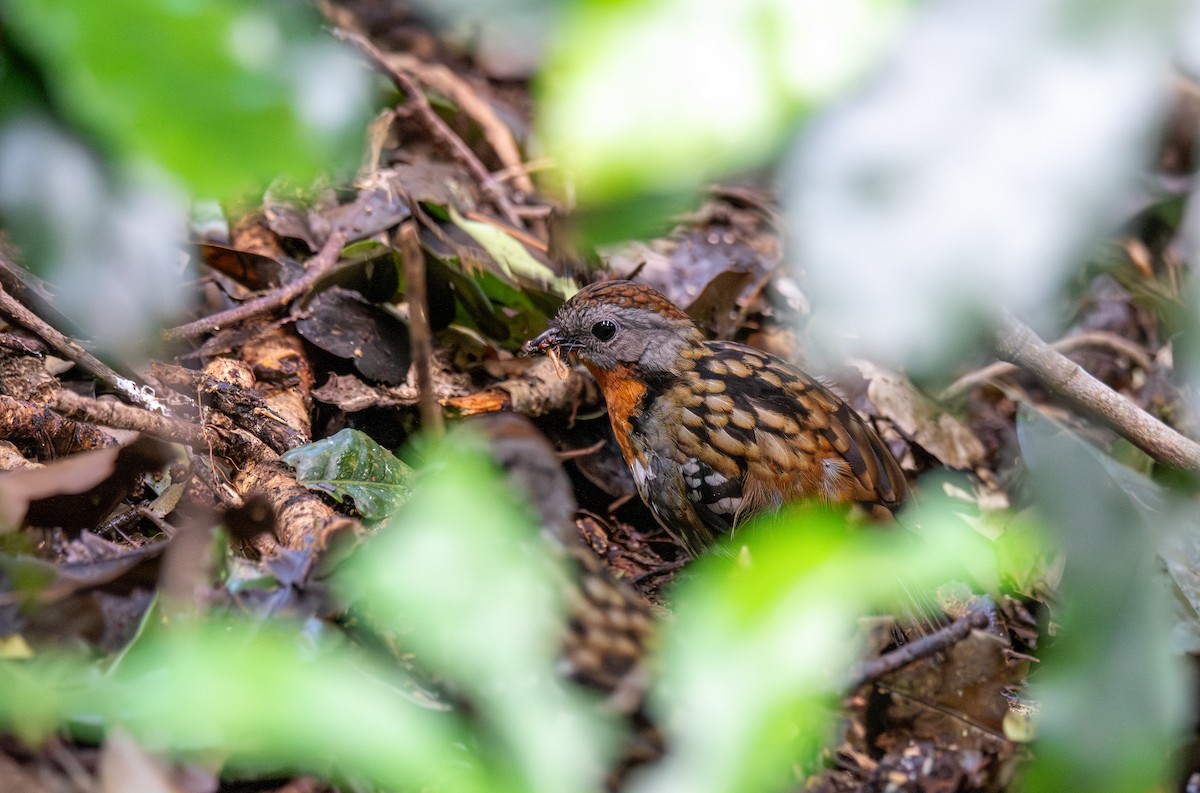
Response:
[164, 225, 348, 341]
[845, 608, 990, 692]
[994, 309, 1200, 471]
[52, 389, 214, 449]
[0, 283, 163, 412]
[334, 28, 524, 229]
[388, 52, 536, 195]
[0, 393, 117, 454]
[399, 220, 443, 436]
[557, 437, 607, 460]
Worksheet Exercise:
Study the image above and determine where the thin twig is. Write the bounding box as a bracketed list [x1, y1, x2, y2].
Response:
[52, 389, 215, 449]
[994, 309, 1200, 471]
[399, 220, 443, 436]
[164, 225, 348, 341]
[941, 329, 1154, 401]
[557, 437, 607, 460]
[845, 608, 990, 692]
[0, 283, 163, 412]
[388, 51, 536, 196]
[334, 28, 524, 228]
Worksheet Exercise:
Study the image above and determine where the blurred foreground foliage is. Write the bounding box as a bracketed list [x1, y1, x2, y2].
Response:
[0, 0, 1195, 790]
[0, 434, 1020, 793]
[0, 0, 369, 351]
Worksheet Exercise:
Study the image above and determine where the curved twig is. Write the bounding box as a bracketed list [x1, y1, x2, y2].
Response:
[164, 225, 348, 341]
[334, 28, 524, 228]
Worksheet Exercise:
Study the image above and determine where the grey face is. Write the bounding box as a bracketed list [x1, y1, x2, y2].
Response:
[524, 301, 698, 374]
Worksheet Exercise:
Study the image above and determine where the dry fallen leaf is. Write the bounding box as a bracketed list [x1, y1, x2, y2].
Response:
[851, 359, 987, 470]
[0, 436, 175, 533]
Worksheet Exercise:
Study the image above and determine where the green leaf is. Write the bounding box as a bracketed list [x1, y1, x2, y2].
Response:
[537, 0, 908, 208]
[4, 0, 370, 199]
[281, 429, 414, 523]
[448, 207, 577, 298]
[1016, 408, 1188, 793]
[428, 255, 515, 341]
[636, 504, 995, 793]
[0, 615, 490, 792]
[336, 432, 613, 793]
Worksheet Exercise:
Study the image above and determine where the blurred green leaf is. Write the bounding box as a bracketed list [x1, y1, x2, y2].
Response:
[4, 0, 370, 199]
[0, 615, 488, 791]
[1017, 408, 1188, 793]
[281, 429, 415, 523]
[788, 0, 1186, 371]
[337, 432, 612, 793]
[633, 504, 996, 793]
[0, 117, 191, 350]
[538, 0, 908, 210]
[449, 207, 577, 298]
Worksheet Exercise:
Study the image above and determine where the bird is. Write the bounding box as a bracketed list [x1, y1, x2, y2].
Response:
[522, 280, 907, 556]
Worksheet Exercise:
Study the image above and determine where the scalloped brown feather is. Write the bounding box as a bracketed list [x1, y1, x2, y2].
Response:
[532, 281, 907, 555]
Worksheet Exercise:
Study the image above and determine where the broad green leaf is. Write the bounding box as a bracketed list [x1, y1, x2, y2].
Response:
[633, 505, 996, 793]
[4, 0, 370, 199]
[472, 270, 555, 349]
[337, 432, 612, 793]
[441, 261, 515, 340]
[281, 429, 414, 523]
[425, 246, 554, 349]
[1017, 408, 1188, 793]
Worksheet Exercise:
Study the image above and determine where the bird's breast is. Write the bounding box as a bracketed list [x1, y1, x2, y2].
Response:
[584, 362, 651, 469]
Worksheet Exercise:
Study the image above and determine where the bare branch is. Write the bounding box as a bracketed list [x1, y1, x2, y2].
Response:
[994, 309, 1200, 471]
[334, 28, 525, 229]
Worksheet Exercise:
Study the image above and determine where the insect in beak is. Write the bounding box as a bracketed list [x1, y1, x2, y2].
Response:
[522, 327, 573, 378]
[521, 327, 562, 357]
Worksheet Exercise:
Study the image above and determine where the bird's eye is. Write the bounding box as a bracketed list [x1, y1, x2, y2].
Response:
[591, 320, 617, 341]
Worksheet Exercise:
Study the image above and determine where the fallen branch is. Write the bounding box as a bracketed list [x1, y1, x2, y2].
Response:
[440, 356, 601, 418]
[52, 389, 214, 450]
[150, 362, 306, 454]
[941, 329, 1153, 401]
[994, 309, 1200, 471]
[0, 394, 117, 456]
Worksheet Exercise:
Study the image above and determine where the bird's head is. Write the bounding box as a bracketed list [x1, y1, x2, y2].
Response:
[522, 280, 702, 374]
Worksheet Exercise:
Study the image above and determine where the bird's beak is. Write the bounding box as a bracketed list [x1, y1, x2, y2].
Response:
[521, 327, 561, 357]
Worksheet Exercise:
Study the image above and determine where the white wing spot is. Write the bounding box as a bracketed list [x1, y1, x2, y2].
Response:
[713, 497, 742, 514]
[632, 458, 656, 491]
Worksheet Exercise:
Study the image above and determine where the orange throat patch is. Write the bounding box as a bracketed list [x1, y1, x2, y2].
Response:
[584, 362, 648, 467]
